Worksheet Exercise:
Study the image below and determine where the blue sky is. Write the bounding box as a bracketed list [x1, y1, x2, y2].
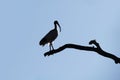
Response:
[0, 0, 120, 80]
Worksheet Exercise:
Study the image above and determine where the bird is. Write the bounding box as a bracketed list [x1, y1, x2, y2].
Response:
[39, 20, 61, 51]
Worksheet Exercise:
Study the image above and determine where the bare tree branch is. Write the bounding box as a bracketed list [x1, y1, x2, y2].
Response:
[44, 40, 120, 64]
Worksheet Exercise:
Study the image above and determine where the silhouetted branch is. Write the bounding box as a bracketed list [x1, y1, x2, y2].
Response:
[44, 40, 120, 64]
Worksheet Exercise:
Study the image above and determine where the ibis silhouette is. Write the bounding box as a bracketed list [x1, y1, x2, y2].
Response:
[39, 20, 61, 51]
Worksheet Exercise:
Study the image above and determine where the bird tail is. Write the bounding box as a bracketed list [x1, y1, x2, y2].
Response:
[39, 38, 47, 46]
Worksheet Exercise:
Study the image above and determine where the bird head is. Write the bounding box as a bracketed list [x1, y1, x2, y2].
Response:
[54, 20, 61, 32]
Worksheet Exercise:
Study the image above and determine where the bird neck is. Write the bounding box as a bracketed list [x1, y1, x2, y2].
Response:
[54, 24, 57, 29]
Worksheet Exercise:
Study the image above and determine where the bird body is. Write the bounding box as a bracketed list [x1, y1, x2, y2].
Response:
[39, 20, 61, 51]
[40, 28, 58, 46]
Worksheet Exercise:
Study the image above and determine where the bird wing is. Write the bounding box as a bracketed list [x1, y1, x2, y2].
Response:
[39, 29, 54, 46]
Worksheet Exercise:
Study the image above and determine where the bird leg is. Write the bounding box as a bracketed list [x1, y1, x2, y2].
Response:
[49, 43, 54, 51]
[49, 44, 52, 51]
[51, 43, 54, 50]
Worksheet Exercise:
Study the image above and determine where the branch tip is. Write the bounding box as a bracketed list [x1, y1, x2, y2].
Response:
[89, 40, 96, 45]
